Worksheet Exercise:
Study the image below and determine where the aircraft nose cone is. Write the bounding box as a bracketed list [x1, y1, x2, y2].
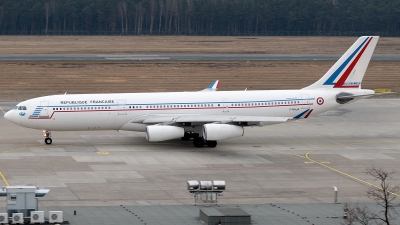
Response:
[4, 110, 13, 122]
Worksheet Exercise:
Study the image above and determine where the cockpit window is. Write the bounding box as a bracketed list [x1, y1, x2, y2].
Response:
[13, 106, 18, 110]
[17, 106, 27, 110]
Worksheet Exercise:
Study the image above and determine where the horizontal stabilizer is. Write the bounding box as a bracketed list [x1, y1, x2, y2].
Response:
[337, 92, 396, 100]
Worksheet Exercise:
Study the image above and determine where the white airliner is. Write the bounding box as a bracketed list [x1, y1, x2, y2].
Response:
[5, 36, 379, 148]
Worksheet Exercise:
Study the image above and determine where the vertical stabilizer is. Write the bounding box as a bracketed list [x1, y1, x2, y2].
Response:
[200, 80, 220, 92]
[303, 36, 379, 90]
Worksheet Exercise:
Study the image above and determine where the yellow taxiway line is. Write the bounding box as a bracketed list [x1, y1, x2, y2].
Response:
[305, 141, 400, 197]
[0, 107, 5, 114]
[0, 171, 10, 186]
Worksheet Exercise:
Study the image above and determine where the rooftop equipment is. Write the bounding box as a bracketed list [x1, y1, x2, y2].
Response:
[0, 186, 51, 223]
[187, 180, 225, 204]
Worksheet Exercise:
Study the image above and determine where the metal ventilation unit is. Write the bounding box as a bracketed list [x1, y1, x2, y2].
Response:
[12, 213, 23, 224]
[187, 180, 226, 204]
[0, 213, 8, 224]
[49, 211, 63, 224]
[30, 211, 44, 224]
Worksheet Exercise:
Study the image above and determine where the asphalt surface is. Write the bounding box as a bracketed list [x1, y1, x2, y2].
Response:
[1, 99, 399, 224]
[0, 54, 399, 61]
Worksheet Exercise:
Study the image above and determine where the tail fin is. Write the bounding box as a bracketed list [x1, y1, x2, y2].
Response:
[200, 80, 220, 92]
[303, 36, 379, 90]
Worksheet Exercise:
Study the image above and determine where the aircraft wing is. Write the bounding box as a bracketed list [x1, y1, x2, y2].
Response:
[129, 114, 291, 126]
[200, 80, 220, 92]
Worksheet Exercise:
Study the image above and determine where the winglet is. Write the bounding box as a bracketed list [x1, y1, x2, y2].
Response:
[200, 80, 220, 92]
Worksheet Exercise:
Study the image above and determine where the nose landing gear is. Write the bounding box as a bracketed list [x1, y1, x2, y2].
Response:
[43, 130, 52, 145]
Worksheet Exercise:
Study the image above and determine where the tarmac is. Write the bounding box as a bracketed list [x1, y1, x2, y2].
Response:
[0, 99, 399, 224]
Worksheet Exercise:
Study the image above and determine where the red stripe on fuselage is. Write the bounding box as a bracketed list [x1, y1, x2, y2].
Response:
[304, 109, 313, 118]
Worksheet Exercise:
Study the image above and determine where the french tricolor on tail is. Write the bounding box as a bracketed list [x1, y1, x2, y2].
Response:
[303, 36, 379, 90]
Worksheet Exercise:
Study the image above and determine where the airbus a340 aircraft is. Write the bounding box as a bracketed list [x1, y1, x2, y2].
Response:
[5, 36, 379, 148]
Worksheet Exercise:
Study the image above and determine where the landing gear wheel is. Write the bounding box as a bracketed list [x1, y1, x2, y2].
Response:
[44, 137, 52, 145]
[207, 141, 217, 148]
[181, 132, 191, 141]
[193, 137, 204, 148]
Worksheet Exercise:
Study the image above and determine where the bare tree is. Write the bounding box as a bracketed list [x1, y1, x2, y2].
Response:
[343, 167, 400, 225]
[165, 0, 173, 34]
[366, 167, 400, 225]
[50, 1, 57, 31]
[149, 0, 157, 35]
[135, 3, 144, 35]
[117, 2, 124, 34]
[44, 2, 50, 35]
[0, 6, 3, 30]
[117, 1, 127, 34]
[172, 0, 180, 34]
[342, 202, 372, 225]
[158, 0, 164, 34]
[186, 0, 193, 34]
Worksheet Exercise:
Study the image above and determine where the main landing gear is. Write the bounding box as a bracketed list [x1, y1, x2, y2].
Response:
[182, 132, 217, 148]
[193, 137, 217, 148]
[43, 130, 52, 145]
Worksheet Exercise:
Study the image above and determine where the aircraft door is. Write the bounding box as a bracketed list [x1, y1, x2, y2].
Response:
[118, 100, 127, 115]
[300, 94, 310, 109]
[223, 99, 229, 112]
[40, 101, 49, 117]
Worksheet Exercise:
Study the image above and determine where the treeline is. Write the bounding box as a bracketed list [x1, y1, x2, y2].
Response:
[0, 0, 399, 36]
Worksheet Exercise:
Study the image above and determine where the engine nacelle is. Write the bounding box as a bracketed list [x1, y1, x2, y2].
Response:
[203, 124, 244, 141]
[146, 125, 185, 142]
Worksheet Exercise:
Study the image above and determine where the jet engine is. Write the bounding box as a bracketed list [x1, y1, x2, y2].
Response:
[203, 124, 244, 141]
[146, 125, 185, 142]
